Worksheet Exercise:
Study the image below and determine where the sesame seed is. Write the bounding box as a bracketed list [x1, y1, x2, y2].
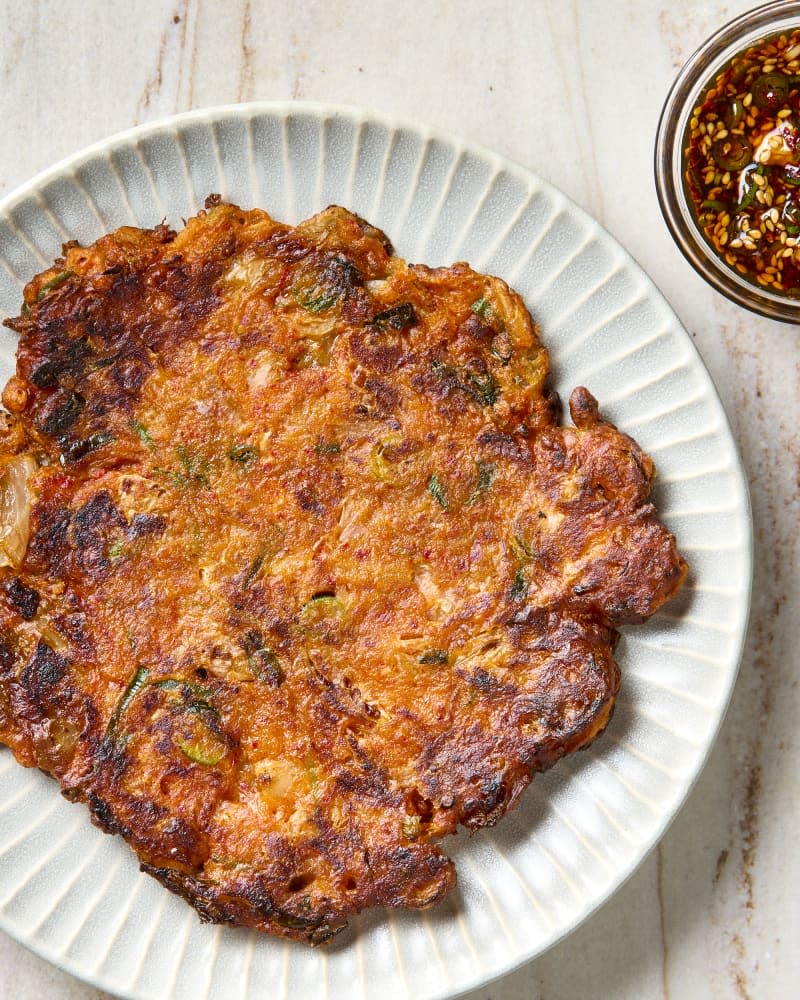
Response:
[683, 31, 800, 298]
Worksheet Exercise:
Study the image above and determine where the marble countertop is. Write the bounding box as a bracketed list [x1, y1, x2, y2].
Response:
[0, 2, 797, 998]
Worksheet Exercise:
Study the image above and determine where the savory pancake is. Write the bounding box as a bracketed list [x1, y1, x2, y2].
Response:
[0, 199, 687, 942]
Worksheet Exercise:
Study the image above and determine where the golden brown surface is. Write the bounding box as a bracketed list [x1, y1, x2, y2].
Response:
[0, 200, 687, 942]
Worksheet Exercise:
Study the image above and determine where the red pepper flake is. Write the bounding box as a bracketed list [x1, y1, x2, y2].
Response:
[684, 28, 800, 296]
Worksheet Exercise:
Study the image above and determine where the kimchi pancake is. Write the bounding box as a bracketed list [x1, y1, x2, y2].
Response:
[0, 200, 687, 942]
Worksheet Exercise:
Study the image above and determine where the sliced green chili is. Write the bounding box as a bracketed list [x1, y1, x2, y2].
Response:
[751, 72, 792, 110]
[36, 269, 74, 301]
[724, 98, 744, 129]
[178, 737, 226, 766]
[299, 593, 343, 631]
[710, 136, 752, 172]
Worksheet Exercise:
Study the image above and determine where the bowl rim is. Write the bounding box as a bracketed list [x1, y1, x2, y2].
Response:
[654, 0, 800, 324]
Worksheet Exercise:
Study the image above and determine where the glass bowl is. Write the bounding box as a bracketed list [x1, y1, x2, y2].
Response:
[655, 0, 800, 323]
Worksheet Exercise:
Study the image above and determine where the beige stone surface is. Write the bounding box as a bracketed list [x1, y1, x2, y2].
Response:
[0, 2, 797, 998]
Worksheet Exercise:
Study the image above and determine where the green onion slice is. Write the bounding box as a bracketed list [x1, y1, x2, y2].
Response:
[419, 649, 448, 665]
[428, 473, 448, 509]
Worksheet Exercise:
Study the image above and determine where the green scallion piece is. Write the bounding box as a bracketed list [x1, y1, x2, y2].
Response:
[491, 330, 513, 363]
[428, 474, 448, 510]
[511, 533, 533, 560]
[467, 370, 499, 407]
[510, 568, 528, 601]
[228, 443, 258, 464]
[419, 649, 448, 665]
[131, 419, 155, 450]
[108, 539, 125, 560]
[305, 757, 321, 801]
[242, 553, 265, 590]
[470, 296, 492, 319]
[176, 445, 210, 486]
[402, 815, 421, 839]
[314, 441, 341, 455]
[466, 461, 495, 506]
[106, 665, 149, 735]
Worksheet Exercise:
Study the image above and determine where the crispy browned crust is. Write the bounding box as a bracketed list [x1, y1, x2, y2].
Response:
[0, 200, 687, 941]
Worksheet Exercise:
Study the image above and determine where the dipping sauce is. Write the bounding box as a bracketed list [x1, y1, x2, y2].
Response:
[684, 30, 800, 297]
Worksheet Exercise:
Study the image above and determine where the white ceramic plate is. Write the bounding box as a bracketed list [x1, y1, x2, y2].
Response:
[0, 103, 751, 1000]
